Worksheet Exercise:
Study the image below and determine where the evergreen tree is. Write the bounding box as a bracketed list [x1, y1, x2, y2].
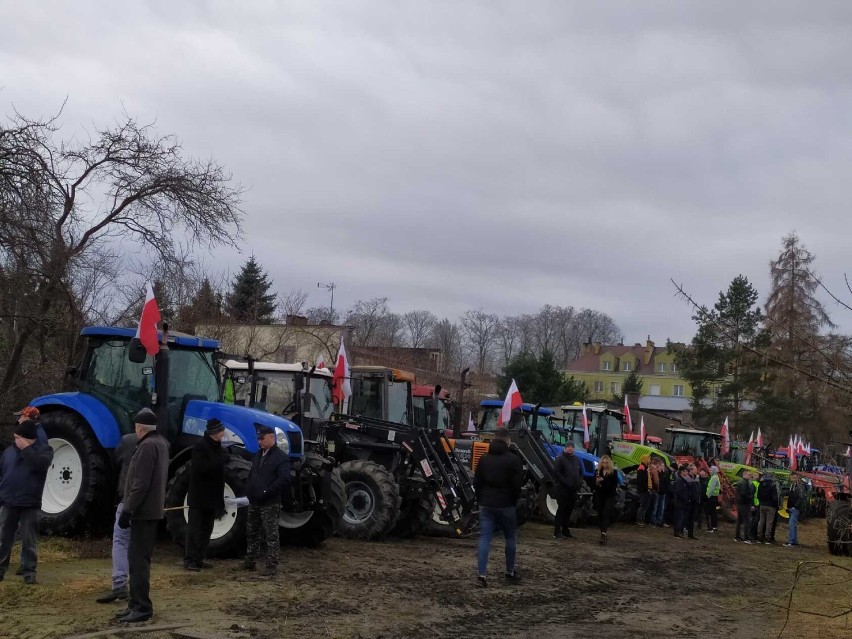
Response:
[498, 349, 587, 404]
[176, 278, 222, 333]
[763, 233, 835, 436]
[674, 275, 769, 434]
[617, 369, 643, 402]
[225, 257, 277, 323]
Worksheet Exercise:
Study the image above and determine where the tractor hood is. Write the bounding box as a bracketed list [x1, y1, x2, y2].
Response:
[182, 400, 303, 458]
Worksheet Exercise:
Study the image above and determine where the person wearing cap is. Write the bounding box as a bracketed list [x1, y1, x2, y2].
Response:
[244, 424, 290, 577]
[0, 419, 54, 584]
[704, 466, 721, 533]
[474, 428, 524, 586]
[13, 406, 47, 445]
[114, 408, 169, 624]
[94, 431, 137, 603]
[184, 418, 227, 571]
[552, 442, 583, 539]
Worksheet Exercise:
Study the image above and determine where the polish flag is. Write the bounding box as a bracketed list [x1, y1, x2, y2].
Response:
[639, 415, 646, 446]
[623, 396, 633, 434]
[845, 446, 851, 457]
[136, 282, 162, 356]
[744, 430, 755, 466]
[789, 435, 798, 471]
[499, 379, 523, 427]
[720, 417, 730, 456]
[467, 412, 476, 432]
[756, 428, 763, 449]
[581, 403, 590, 450]
[331, 337, 351, 405]
[805, 441, 812, 456]
[316, 352, 326, 368]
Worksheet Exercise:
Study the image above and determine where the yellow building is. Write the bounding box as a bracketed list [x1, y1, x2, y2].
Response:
[564, 339, 693, 402]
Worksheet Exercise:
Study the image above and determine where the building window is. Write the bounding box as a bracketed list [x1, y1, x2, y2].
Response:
[650, 384, 661, 396]
[671, 363, 678, 373]
[611, 382, 621, 395]
[715, 386, 722, 397]
[657, 362, 666, 373]
[623, 362, 632, 372]
[602, 361, 611, 371]
[594, 381, 604, 393]
[673, 384, 684, 397]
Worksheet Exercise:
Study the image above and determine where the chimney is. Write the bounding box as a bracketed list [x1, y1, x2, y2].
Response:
[582, 342, 592, 355]
[644, 337, 655, 365]
[593, 342, 602, 354]
[286, 315, 308, 326]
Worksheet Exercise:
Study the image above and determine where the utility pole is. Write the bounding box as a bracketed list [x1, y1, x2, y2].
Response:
[317, 282, 336, 320]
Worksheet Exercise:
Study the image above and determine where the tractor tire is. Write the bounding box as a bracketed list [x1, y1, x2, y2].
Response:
[617, 486, 639, 522]
[281, 453, 346, 547]
[515, 482, 538, 528]
[338, 460, 401, 540]
[537, 488, 557, 524]
[389, 488, 433, 538]
[39, 411, 110, 536]
[826, 498, 851, 556]
[570, 484, 595, 527]
[165, 455, 250, 557]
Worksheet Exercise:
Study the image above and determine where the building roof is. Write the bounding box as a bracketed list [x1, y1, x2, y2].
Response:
[638, 396, 692, 412]
[566, 344, 667, 375]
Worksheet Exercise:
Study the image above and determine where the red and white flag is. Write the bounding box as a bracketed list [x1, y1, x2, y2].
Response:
[467, 412, 476, 432]
[720, 417, 730, 456]
[805, 441, 812, 456]
[331, 337, 351, 405]
[745, 430, 755, 466]
[756, 428, 763, 449]
[845, 446, 851, 457]
[315, 352, 326, 368]
[623, 396, 633, 434]
[639, 415, 646, 446]
[789, 435, 798, 471]
[136, 282, 162, 356]
[581, 403, 590, 450]
[499, 379, 523, 427]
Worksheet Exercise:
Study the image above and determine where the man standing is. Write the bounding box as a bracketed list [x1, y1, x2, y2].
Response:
[0, 420, 54, 584]
[13, 406, 47, 444]
[735, 471, 755, 543]
[652, 458, 670, 527]
[474, 429, 524, 587]
[244, 425, 289, 577]
[635, 455, 651, 526]
[756, 471, 779, 544]
[116, 408, 169, 623]
[95, 432, 137, 603]
[784, 475, 802, 547]
[672, 465, 693, 539]
[552, 442, 583, 539]
[185, 418, 227, 571]
[705, 466, 721, 533]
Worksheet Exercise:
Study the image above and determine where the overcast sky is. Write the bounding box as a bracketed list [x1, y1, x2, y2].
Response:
[3, 1, 852, 343]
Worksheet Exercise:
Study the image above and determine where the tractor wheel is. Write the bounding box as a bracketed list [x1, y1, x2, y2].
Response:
[570, 484, 595, 527]
[281, 453, 346, 547]
[515, 482, 538, 528]
[165, 455, 250, 557]
[338, 460, 401, 539]
[617, 486, 639, 522]
[39, 411, 110, 536]
[826, 498, 851, 556]
[537, 488, 558, 524]
[389, 488, 433, 538]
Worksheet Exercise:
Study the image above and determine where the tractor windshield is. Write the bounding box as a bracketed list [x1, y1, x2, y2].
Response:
[168, 349, 219, 404]
[670, 432, 719, 459]
[82, 339, 154, 431]
[230, 371, 334, 419]
[388, 380, 412, 425]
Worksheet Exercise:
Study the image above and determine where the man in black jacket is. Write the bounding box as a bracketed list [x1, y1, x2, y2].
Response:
[185, 418, 227, 571]
[0, 420, 53, 585]
[116, 408, 170, 624]
[474, 429, 524, 587]
[735, 471, 755, 544]
[672, 465, 692, 538]
[553, 442, 583, 539]
[244, 425, 290, 576]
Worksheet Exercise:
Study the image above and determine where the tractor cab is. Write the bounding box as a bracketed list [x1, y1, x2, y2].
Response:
[412, 384, 453, 431]
[666, 427, 721, 465]
[478, 400, 556, 434]
[343, 366, 415, 426]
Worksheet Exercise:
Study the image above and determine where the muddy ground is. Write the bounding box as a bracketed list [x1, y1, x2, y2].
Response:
[1, 518, 850, 639]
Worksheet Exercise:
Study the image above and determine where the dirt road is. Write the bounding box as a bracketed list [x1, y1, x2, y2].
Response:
[1, 519, 850, 639]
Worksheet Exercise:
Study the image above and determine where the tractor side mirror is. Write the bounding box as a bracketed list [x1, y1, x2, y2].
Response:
[236, 376, 246, 384]
[128, 337, 147, 364]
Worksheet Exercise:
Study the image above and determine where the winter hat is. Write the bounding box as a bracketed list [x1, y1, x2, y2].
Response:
[13, 406, 40, 420]
[710, 466, 719, 475]
[134, 408, 158, 426]
[256, 424, 275, 437]
[14, 420, 38, 440]
[205, 418, 225, 436]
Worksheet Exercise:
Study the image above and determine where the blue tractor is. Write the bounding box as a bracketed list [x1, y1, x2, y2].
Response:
[30, 326, 345, 554]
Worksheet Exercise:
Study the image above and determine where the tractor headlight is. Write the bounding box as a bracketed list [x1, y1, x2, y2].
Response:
[274, 427, 290, 454]
[221, 428, 244, 445]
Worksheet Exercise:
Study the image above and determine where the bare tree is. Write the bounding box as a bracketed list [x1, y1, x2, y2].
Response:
[429, 318, 463, 373]
[0, 108, 243, 402]
[403, 310, 437, 348]
[374, 312, 404, 347]
[345, 297, 390, 347]
[280, 288, 310, 318]
[305, 306, 340, 325]
[461, 308, 499, 373]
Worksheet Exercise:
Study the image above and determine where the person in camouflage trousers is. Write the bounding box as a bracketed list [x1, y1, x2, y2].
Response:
[243, 425, 290, 576]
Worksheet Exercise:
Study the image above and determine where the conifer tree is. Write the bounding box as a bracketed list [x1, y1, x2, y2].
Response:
[225, 256, 277, 323]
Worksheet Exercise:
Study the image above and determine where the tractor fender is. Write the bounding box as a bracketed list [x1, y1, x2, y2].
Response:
[30, 393, 121, 449]
[181, 400, 303, 458]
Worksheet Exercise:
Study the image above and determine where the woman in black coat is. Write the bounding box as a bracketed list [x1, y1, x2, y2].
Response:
[594, 455, 619, 546]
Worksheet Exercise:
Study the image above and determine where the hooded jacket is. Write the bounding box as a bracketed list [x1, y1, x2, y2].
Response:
[474, 439, 524, 508]
[736, 477, 755, 506]
[0, 439, 53, 508]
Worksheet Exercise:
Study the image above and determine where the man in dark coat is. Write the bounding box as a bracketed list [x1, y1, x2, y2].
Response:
[0, 420, 54, 585]
[184, 418, 227, 571]
[735, 470, 755, 543]
[244, 425, 290, 576]
[552, 442, 583, 539]
[474, 429, 524, 587]
[115, 408, 169, 624]
[95, 432, 137, 603]
[672, 465, 693, 539]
